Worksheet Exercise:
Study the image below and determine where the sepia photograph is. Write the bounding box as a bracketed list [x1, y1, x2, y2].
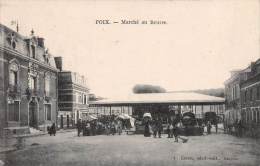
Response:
[0, 0, 260, 165]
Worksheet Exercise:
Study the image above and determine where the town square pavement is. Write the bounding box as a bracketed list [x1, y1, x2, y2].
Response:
[0, 130, 259, 166]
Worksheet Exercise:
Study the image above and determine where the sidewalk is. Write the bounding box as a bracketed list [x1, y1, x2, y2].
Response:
[0, 128, 75, 154]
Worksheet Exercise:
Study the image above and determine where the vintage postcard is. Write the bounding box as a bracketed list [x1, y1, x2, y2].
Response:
[0, 0, 259, 166]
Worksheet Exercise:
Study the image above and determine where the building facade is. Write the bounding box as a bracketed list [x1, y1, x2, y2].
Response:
[224, 70, 243, 110]
[240, 60, 260, 133]
[0, 24, 58, 136]
[56, 68, 89, 129]
[224, 69, 248, 122]
[225, 59, 260, 137]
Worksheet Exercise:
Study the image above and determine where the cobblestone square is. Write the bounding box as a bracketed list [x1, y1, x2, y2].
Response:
[1, 131, 259, 166]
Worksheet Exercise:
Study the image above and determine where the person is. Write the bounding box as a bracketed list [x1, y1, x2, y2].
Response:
[117, 120, 122, 135]
[173, 123, 179, 142]
[207, 121, 212, 134]
[157, 118, 163, 138]
[237, 119, 243, 137]
[49, 123, 56, 136]
[176, 122, 188, 143]
[169, 123, 174, 138]
[111, 121, 116, 135]
[77, 119, 82, 137]
[82, 120, 86, 136]
[167, 122, 171, 138]
[144, 120, 151, 137]
[153, 119, 158, 138]
[105, 123, 110, 135]
[90, 121, 96, 136]
[215, 122, 218, 134]
[85, 121, 91, 136]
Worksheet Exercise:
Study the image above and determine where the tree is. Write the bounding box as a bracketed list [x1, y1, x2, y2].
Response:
[132, 84, 166, 94]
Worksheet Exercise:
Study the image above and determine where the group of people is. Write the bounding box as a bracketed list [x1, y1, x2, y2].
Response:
[77, 117, 124, 137]
[47, 123, 56, 136]
[143, 116, 185, 142]
[144, 119, 188, 143]
[152, 117, 163, 138]
[77, 119, 98, 136]
[166, 121, 182, 142]
[105, 120, 123, 135]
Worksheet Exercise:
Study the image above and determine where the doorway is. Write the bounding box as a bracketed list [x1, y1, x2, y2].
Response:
[29, 99, 38, 128]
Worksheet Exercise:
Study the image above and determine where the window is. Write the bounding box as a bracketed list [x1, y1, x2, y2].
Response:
[8, 101, 19, 121]
[247, 111, 250, 123]
[59, 95, 73, 102]
[250, 109, 253, 122]
[84, 95, 87, 104]
[9, 71, 17, 85]
[78, 94, 82, 104]
[245, 90, 247, 102]
[31, 45, 36, 58]
[9, 33, 16, 49]
[45, 104, 51, 121]
[9, 62, 19, 86]
[246, 108, 250, 123]
[234, 86, 236, 99]
[11, 40, 16, 49]
[75, 93, 78, 103]
[257, 87, 260, 100]
[29, 76, 36, 90]
[250, 89, 253, 101]
[254, 110, 257, 123]
[257, 110, 260, 123]
[45, 76, 50, 96]
[236, 84, 240, 99]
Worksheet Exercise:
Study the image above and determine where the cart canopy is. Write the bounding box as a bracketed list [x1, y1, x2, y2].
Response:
[143, 112, 152, 118]
[82, 114, 97, 121]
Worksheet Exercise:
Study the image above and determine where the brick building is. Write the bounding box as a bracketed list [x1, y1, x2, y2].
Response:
[0, 24, 58, 136]
[55, 60, 89, 128]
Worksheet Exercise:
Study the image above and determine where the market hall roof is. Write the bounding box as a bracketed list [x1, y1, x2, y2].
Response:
[89, 92, 225, 105]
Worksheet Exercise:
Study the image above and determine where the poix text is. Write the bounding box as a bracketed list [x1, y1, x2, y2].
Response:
[95, 19, 167, 25]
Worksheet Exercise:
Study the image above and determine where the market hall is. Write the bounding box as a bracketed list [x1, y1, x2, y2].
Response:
[88, 92, 225, 121]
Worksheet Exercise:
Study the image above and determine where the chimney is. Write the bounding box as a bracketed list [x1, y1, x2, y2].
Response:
[37, 37, 45, 48]
[54, 57, 63, 71]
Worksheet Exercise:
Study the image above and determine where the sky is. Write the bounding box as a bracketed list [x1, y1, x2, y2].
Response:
[0, 0, 259, 98]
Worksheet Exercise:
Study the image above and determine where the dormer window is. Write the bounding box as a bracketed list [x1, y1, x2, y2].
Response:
[44, 49, 50, 64]
[7, 33, 17, 49]
[11, 33, 16, 49]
